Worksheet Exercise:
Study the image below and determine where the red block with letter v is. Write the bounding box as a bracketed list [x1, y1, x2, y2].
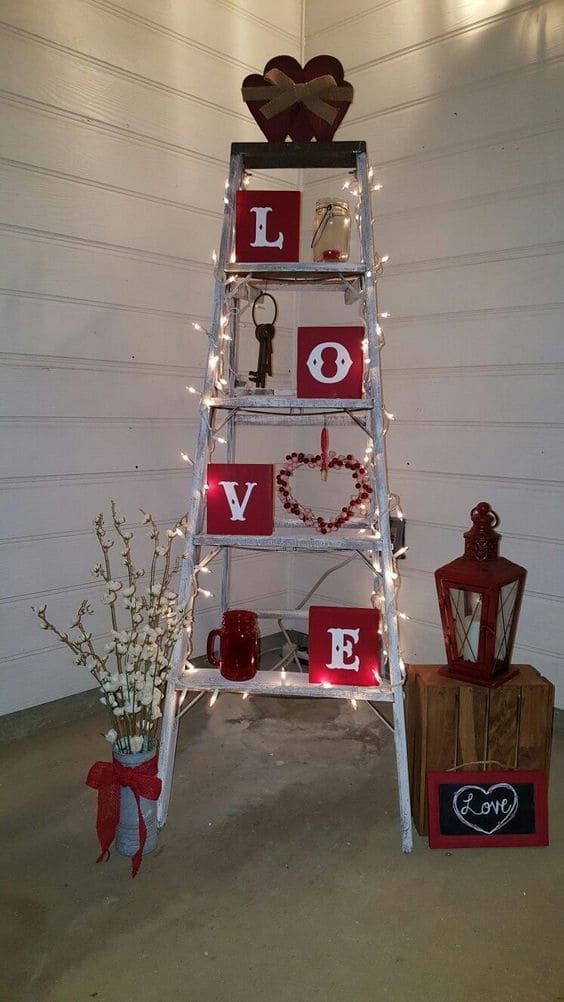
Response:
[235, 190, 301, 262]
[308, 606, 381, 687]
[206, 464, 274, 535]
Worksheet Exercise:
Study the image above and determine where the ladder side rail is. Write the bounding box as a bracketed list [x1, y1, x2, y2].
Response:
[158, 153, 244, 826]
[220, 288, 240, 617]
[356, 151, 413, 852]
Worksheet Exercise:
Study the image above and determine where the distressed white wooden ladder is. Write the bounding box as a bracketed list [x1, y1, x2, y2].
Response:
[158, 141, 413, 853]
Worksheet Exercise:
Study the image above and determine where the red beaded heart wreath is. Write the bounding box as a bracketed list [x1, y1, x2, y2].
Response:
[276, 452, 372, 534]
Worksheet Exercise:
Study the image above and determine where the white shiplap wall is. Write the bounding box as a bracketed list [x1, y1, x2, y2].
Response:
[0, 0, 303, 714]
[301, 0, 564, 705]
[3, 0, 563, 715]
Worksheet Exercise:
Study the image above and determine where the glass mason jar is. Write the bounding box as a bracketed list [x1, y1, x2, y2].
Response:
[311, 198, 351, 262]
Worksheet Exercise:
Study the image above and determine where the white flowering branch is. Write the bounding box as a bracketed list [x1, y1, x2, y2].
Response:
[33, 504, 188, 755]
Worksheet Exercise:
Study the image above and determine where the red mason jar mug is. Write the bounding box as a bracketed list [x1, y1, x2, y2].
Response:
[206, 610, 259, 681]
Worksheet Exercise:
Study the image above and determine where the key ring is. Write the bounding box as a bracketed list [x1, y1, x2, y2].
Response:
[252, 292, 278, 327]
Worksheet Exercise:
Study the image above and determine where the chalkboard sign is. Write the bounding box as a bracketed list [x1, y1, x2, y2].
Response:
[426, 770, 548, 849]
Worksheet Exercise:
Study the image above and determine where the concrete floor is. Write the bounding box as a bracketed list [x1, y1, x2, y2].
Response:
[2, 693, 563, 1002]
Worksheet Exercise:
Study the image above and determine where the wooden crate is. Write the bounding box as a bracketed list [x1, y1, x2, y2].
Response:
[406, 665, 554, 836]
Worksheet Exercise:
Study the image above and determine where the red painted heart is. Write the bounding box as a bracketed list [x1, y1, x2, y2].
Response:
[277, 452, 371, 534]
[242, 55, 354, 143]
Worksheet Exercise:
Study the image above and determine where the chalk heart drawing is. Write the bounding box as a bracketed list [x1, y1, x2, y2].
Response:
[453, 783, 519, 835]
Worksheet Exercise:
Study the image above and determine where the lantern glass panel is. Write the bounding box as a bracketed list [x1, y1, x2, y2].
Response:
[494, 580, 520, 665]
[448, 588, 482, 661]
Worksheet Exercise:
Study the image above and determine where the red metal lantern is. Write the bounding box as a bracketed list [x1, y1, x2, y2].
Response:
[435, 503, 526, 688]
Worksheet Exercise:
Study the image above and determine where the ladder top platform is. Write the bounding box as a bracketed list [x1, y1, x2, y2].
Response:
[178, 667, 392, 701]
[230, 140, 367, 170]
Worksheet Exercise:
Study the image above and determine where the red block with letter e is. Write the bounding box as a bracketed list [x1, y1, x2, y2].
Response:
[235, 191, 300, 262]
[297, 326, 364, 398]
[206, 464, 274, 535]
[308, 606, 381, 687]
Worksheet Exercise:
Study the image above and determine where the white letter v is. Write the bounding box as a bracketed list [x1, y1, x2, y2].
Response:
[218, 481, 257, 521]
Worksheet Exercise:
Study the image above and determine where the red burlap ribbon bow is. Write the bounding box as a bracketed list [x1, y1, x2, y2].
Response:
[86, 755, 161, 878]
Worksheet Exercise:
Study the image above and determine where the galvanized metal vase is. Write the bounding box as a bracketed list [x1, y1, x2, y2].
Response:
[113, 743, 159, 859]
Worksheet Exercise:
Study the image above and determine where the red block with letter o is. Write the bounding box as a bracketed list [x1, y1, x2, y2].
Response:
[308, 606, 380, 687]
[297, 326, 364, 398]
[206, 463, 274, 535]
[235, 191, 301, 262]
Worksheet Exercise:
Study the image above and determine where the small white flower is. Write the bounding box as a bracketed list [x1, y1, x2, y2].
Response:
[108, 580, 122, 592]
[122, 585, 135, 597]
[102, 592, 116, 604]
[104, 642, 116, 653]
[130, 735, 143, 752]
[151, 706, 162, 720]
[85, 655, 97, 670]
[155, 546, 167, 556]
[39, 620, 49, 629]
[113, 706, 125, 717]
[122, 532, 133, 541]
[132, 613, 143, 625]
[105, 728, 118, 744]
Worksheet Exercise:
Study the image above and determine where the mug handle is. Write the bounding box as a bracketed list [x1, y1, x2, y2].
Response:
[207, 629, 222, 667]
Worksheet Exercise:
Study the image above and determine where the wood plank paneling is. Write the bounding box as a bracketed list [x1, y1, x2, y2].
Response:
[0, 0, 302, 713]
[300, 0, 563, 710]
[486, 686, 521, 768]
[457, 686, 488, 770]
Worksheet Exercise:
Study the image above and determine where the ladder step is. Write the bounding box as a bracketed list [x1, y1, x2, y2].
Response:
[208, 396, 371, 411]
[177, 667, 393, 701]
[237, 412, 367, 427]
[225, 262, 365, 282]
[252, 609, 308, 620]
[195, 533, 383, 552]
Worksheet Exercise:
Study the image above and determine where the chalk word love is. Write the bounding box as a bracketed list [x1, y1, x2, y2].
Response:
[453, 783, 518, 835]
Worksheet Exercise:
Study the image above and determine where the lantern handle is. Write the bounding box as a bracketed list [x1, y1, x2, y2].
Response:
[470, 502, 499, 529]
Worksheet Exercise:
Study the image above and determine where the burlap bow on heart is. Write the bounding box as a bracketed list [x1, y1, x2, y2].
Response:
[242, 68, 352, 124]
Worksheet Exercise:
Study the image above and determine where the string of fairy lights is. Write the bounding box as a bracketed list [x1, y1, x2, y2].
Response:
[174, 161, 409, 709]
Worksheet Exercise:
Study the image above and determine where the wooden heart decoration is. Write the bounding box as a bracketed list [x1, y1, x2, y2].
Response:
[241, 56, 302, 142]
[242, 55, 354, 142]
[277, 452, 371, 534]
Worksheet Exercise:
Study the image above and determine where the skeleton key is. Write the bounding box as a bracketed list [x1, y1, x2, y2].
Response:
[249, 293, 277, 389]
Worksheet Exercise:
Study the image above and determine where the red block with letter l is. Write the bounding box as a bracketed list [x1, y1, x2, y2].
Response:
[206, 464, 274, 535]
[297, 326, 364, 398]
[308, 606, 381, 687]
[235, 190, 301, 262]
